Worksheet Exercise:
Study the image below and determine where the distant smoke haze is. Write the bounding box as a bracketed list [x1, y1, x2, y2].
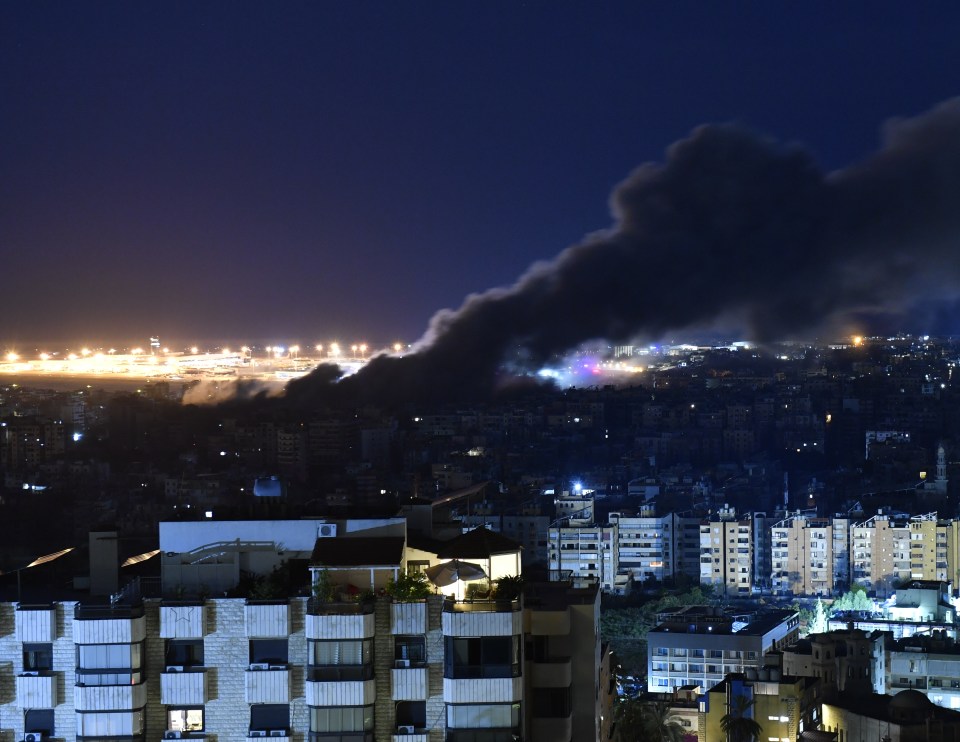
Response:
[280, 98, 960, 407]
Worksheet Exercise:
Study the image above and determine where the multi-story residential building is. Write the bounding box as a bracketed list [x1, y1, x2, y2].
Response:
[0, 518, 604, 742]
[853, 513, 953, 597]
[699, 507, 754, 596]
[887, 633, 960, 710]
[548, 523, 618, 593]
[646, 606, 799, 692]
[770, 512, 836, 596]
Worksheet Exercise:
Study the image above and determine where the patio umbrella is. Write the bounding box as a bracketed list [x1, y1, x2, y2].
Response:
[425, 559, 487, 588]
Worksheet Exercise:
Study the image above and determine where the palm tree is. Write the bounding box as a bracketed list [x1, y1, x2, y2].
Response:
[615, 699, 686, 742]
[640, 700, 687, 742]
[720, 694, 763, 742]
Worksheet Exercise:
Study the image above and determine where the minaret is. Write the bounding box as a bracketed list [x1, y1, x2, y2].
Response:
[935, 443, 948, 493]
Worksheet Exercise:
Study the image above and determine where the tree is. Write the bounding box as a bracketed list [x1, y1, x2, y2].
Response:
[830, 584, 875, 615]
[720, 694, 763, 742]
[615, 699, 686, 742]
[809, 597, 828, 635]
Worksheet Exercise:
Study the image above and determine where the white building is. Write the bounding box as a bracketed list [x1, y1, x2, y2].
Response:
[646, 606, 800, 692]
[0, 518, 604, 742]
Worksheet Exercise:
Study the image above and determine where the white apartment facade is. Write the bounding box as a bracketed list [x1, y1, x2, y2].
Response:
[0, 518, 603, 742]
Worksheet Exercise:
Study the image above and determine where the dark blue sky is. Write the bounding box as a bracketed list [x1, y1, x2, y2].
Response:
[3, 2, 960, 348]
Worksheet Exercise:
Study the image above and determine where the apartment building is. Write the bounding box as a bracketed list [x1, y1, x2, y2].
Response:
[547, 523, 618, 593]
[0, 518, 603, 742]
[887, 633, 960, 710]
[699, 507, 754, 596]
[646, 606, 800, 692]
[770, 513, 839, 596]
[768, 509, 960, 599]
[852, 513, 954, 597]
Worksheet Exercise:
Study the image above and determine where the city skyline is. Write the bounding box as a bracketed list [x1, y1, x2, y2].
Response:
[3, 4, 960, 349]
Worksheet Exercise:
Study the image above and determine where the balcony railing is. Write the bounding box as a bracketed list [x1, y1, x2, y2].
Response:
[442, 597, 520, 614]
[307, 664, 374, 682]
[74, 603, 145, 620]
[308, 599, 375, 616]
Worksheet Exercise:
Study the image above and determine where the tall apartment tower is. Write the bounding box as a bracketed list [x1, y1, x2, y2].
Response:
[700, 506, 754, 596]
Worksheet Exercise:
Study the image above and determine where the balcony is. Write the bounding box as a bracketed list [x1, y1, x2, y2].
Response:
[160, 602, 206, 639]
[306, 600, 375, 640]
[75, 681, 147, 710]
[305, 677, 376, 706]
[245, 600, 290, 638]
[530, 658, 571, 688]
[392, 734, 428, 742]
[391, 666, 428, 700]
[73, 603, 146, 644]
[161, 667, 208, 705]
[390, 601, 427, 634]
[16, 604, 56, 643]
[442, 598, 522, 637]
[245, 666, 291, 703]
[16, 672, 57, 708]
[443, 675, 523, 703]
[307, 734, 374, 742]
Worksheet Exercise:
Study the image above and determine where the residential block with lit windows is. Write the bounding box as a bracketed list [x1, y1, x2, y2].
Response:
[0, 518, 606, 742]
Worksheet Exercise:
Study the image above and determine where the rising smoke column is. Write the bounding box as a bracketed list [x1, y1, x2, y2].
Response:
[287, 98, 960, 406]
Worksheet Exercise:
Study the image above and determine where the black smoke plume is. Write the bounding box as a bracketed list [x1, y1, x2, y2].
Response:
[287, 99, 960, 407]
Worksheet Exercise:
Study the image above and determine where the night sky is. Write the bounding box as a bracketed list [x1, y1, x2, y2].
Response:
[3, 2, 960, 349]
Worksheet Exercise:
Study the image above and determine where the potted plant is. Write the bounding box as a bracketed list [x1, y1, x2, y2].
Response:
[494, 575, 525, 602]
[387, 571, 432, 601]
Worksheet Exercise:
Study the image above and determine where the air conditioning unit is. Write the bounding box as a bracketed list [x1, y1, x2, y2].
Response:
[164, 732, 182, 740]
[395, 659, 411, 668]
[317, 522, 337, 538]
[269, 731, 287, 738]
[249, 732, 267, 738]
[21, 670, 41, 677]
[25, 734, 46, 742]
[165, 665, 184, 672]
[397, 726, 415, 735]
[250, 663, 270, 670]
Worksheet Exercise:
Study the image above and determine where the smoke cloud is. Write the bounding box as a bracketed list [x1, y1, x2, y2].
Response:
[287, 99, 960, 406]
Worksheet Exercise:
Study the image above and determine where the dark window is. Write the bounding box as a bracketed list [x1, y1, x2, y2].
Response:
[527, 635, 549, 662]
[249, 639, 288, 665]
[395, 635, 426, 666]
[444, 636, 521, 679]
[307, 639, 373, 681]
[250, 704, 289, 733]
[25, 709, 54, 735]
[533, 687, 572, 718]
[396, 700, 426, 728]
[165, 639, 204, 668]
[23, 643, 53, 672]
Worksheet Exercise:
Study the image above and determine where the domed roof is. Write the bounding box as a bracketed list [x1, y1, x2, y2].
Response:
[890, 689, 930, 708]
[889, 689, 932, 715]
